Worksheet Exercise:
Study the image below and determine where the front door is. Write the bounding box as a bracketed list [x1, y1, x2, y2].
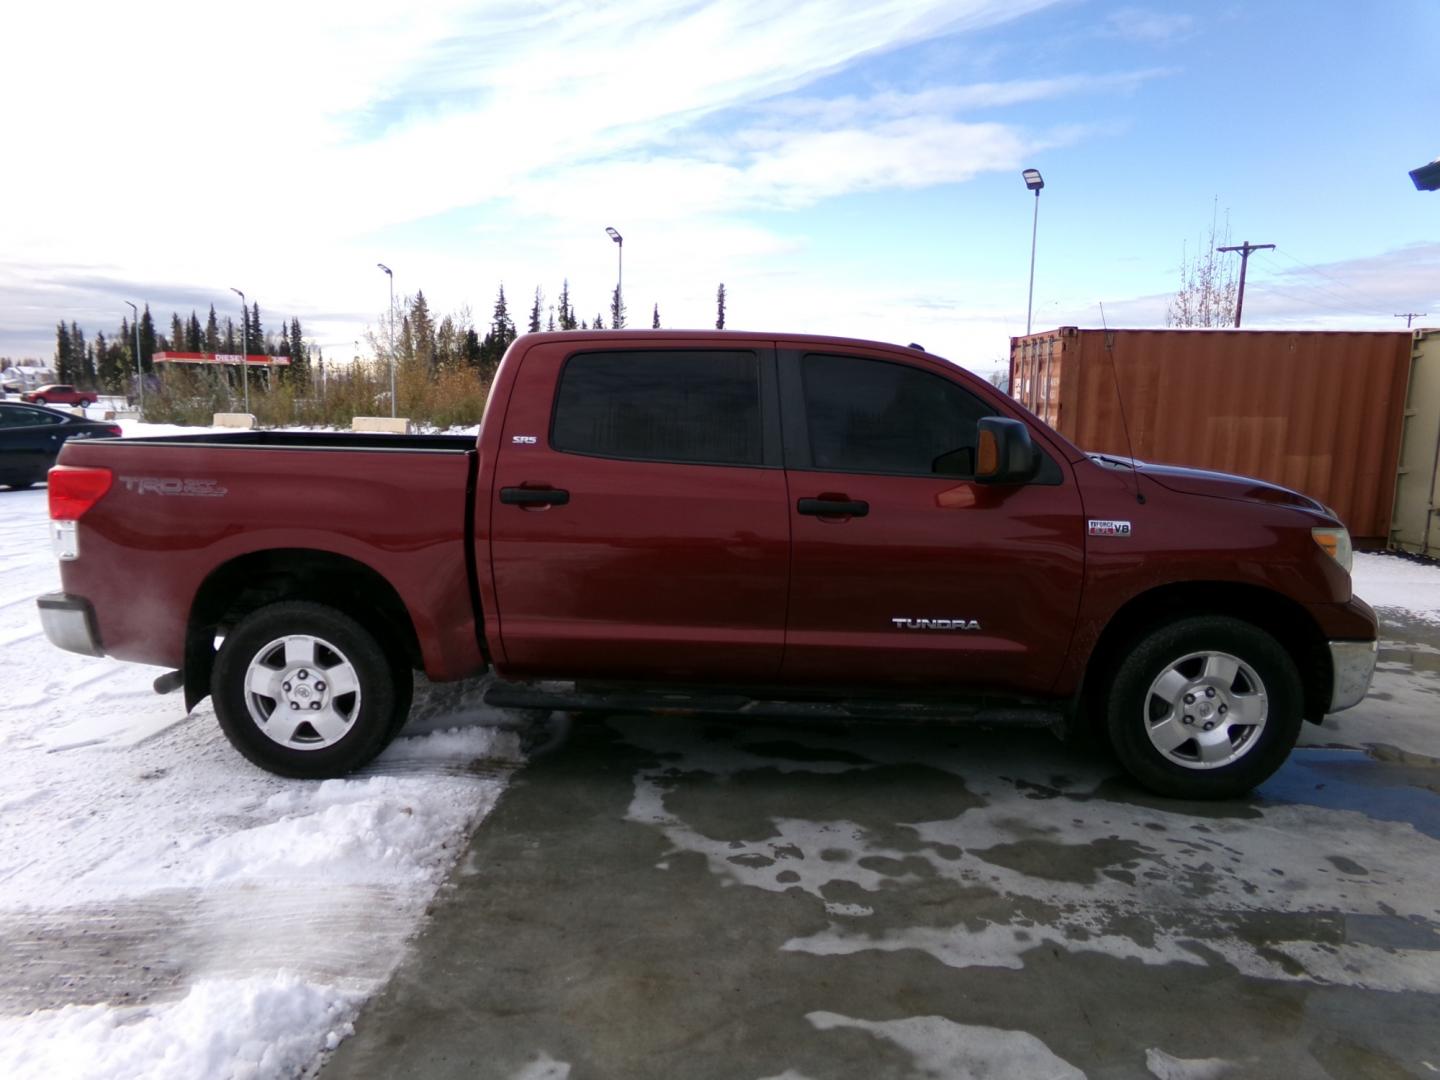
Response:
[488, 342, 791, 684]
[779, 348, 1085, 695]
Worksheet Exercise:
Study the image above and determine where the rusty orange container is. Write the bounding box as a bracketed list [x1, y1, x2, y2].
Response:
[1009, 328, 1413, 542]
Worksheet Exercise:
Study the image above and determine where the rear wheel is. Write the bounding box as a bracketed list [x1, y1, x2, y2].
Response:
[212, 601, 411, 778]
[1104, 615, 1303, 800]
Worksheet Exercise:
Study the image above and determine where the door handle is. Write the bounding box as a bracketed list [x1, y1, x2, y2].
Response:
[500, 487, 570, 507]
[797, 497, 869, 518]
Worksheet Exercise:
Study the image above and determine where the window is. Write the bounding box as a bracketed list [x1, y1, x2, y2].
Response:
[552, 350, 762, 466]
[800, 353, 993, 477]
[0, 405, 63, 428]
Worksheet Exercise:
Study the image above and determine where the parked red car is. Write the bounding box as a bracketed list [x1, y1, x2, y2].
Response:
[36, 331, 1377, 798]
[21, 384, 99, 407]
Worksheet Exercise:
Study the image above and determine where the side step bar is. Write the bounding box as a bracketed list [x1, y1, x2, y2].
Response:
[482, 680, 1061, 727]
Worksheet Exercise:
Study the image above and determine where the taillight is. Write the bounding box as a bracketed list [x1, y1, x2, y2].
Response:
[49, 466, 113, 521]
[104, 425, 123, 437]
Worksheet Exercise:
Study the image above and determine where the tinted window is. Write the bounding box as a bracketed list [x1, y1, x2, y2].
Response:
[552, 350, 762, 466]
[0, 405, 63, 428]
[800, 354, 993, 477]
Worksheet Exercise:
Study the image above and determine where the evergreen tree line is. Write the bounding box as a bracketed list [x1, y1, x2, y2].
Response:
[53, 302, 313, 392]
[45, 279, 731, 427]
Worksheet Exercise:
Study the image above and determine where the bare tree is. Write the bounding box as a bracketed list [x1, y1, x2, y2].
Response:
[1166, 201, 1239, 328]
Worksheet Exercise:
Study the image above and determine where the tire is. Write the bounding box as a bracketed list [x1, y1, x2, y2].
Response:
[1104, 615, 1303, 800]
[211, 600, 411, 778]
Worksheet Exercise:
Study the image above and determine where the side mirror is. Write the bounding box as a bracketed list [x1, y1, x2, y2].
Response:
[975, 417, 1039, 485]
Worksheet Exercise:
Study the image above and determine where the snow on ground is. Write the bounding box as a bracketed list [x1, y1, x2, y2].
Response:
[0, 485, 529, 1079]
[1354, 550, 1440, 626]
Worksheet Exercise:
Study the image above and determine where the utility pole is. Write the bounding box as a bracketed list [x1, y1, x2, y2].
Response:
[230, 288, 249, 414]
[124, 301, 143, 416]
[1395, 312, 1428, 328]
[377, 264, 395, 417]
[1216, 240, 1274, 327]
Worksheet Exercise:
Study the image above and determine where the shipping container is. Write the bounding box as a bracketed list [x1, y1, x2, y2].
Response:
[1009, 328, 1413, 542]
[1390, 329, 1440, 558]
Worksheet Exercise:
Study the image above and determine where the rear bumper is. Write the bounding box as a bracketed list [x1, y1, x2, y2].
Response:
[37, 593, 104, 658]
[1327, 638, 1377, 712]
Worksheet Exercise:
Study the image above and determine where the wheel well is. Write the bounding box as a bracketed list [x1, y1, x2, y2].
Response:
[1082, 582, 1332, 723]
[183, 549, 423, 711]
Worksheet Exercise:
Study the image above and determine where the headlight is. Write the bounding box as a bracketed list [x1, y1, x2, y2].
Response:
[1312, 526, 1353, 575]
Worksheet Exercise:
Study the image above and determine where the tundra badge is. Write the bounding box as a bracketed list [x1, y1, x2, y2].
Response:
[891, 618, 981, 631]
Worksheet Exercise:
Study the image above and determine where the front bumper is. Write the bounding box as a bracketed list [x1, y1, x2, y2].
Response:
[1328, 638, 1377, 712]
[37, 593, 104, 658]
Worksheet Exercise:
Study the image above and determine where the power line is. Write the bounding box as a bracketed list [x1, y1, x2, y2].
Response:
[1396, 312, 1428, 328]
[1216, 240, 1274, 326]
[1253, 252, 1389, 317]
[1270, 246, 1398, 315]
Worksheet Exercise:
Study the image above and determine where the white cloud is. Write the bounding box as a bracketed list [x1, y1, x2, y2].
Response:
[1104, 8, 1196, 43]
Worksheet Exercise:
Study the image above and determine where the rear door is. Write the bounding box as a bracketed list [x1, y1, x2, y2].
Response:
[0, 404, 66, 484]
[488, 341, 791, 683]
[779, 347, 1085, 694]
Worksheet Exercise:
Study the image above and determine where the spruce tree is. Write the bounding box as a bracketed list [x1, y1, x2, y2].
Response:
[652, 303, 660, 329]
[205, 305, 220, 352]
[289, 317, 309, 386]
[139, 305, 157, 373]
[610, 286, 625, 329]
[95, 332, 119, 391]
[223, 318, 237, 354]
[410, 291, 437, 373]
[187, 312, 202, 351]
[557, 279, 578, 330]
[529, 287, 543, 333]
[55, 323, 74, 383]
[715, 283, 726, 330]
[170, 313, 184, 352]
[593, 312, 605, 330]
[462, 328, 481, 369]
[71, 324, 93, 384]
[248, 302, 263, 355]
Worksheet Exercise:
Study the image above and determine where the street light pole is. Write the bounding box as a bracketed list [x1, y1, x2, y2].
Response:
[605, 227, 623, 328]
[230, 287, 249, 414]
[124, 301, 143, 416]
[1022, 169, 1045, 336]
[377, 263, 395, 416]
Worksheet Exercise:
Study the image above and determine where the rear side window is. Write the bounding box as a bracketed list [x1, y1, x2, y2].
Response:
[800, 353, 994, 477]
[552, 350, 762, 466]
[0, 405, 63, 428]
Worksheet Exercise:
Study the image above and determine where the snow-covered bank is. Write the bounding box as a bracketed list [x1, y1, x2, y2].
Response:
[0, 487, 528, 1079]
[1354, 550, 1440, 626]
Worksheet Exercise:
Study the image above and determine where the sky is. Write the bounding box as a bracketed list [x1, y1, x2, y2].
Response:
[2, 0, 1437, 376]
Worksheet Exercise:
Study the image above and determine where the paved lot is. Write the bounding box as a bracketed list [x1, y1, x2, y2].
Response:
[324, 614, 1440, 1080]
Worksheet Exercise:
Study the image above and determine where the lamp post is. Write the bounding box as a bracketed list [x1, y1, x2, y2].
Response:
[230, 287, 249, 415]
[124, 300, 143, 416]
[1022, 168, 1044, 336]
[605, 227, 623, 328]
[377, 263, 395, 417]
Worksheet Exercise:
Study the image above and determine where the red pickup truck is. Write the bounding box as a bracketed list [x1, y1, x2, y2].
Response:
[21, 384, 99, 407]
[37, 331, 1377, 798]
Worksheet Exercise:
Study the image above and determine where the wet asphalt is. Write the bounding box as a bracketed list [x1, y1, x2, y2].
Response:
[321, 613, 1440, 1080]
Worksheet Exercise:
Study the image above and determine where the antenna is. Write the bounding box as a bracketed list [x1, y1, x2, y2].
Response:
[1099, 303, 1145, 505]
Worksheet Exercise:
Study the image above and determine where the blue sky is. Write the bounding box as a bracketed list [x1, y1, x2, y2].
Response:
[2, 1, 1436, 374]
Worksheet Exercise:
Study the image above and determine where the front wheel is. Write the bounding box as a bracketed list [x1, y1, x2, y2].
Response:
[212, 601, 410, 778]
[1104, 616, 1303, 800]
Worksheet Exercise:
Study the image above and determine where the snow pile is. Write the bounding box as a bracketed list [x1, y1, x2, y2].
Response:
[1353, 551, 1440, 625]
[0, 488, 529, 1077]
[0, 976, 361, 1080]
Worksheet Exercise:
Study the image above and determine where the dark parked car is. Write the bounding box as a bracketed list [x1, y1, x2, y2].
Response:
[20, 384, 99, 407]
[0, 402, 121, 489]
